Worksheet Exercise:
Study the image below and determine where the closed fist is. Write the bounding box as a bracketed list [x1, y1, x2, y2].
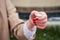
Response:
[29, 10, 48, 29]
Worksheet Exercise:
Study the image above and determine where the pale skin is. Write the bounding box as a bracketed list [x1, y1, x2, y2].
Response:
[27, 10, 48, 31]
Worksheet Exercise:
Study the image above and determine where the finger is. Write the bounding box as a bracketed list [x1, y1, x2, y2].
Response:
[37, 17, 47, 23]
[34, 17, 47, 26]
[39, 17, 47, 22]
[39, 11, 47, 15]
[37, 14, 47, 21]
[35, 19, 47, 26]
[36, 22, 47, 27]
[37, 23, 47, 29]
[30, 10, 38, 18]
[33, 17, 39, 21]
[37, 21, 47, 24]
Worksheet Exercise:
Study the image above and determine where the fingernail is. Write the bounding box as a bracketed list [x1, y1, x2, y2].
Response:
[33, 17, 38, 21]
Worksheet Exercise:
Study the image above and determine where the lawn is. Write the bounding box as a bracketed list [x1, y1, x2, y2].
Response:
[10, 26, 60, 40]
[35, 26, 60, 40]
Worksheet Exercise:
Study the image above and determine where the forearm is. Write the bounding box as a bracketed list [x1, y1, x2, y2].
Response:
[13, 21, 37, 40]
[6, 0, 37, 39]
[13, 23, 28, 40]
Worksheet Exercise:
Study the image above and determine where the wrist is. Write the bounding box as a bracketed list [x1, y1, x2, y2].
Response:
[27, 20, 34, 31]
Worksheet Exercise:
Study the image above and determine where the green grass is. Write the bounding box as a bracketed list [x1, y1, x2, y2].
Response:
[35, 26, 60, 40]
[10, 26, 60, 40]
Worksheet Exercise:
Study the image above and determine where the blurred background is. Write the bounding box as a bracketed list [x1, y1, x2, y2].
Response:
[10, 0, 60, 40]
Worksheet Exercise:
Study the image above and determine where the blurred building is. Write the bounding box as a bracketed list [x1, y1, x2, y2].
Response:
[11, 0, 60, 26]
[11, 0, 60, 7]
[11, 0, 60, 12]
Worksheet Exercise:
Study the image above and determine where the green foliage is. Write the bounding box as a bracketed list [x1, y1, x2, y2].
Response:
[35, 26, 60, 40]
[10, 26, 60, 40]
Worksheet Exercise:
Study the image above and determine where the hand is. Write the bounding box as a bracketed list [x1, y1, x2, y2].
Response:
[33, 11, 47, 29]
[27, 10, 48, 30]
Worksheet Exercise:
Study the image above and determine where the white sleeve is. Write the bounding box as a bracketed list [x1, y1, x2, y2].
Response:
[23, 21, 37, 40]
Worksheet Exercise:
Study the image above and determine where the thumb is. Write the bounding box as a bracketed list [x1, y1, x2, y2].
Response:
[30, 10, 39, 19]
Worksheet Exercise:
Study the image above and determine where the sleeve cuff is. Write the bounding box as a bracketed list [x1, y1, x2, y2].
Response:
[23, 21, 37, 40]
